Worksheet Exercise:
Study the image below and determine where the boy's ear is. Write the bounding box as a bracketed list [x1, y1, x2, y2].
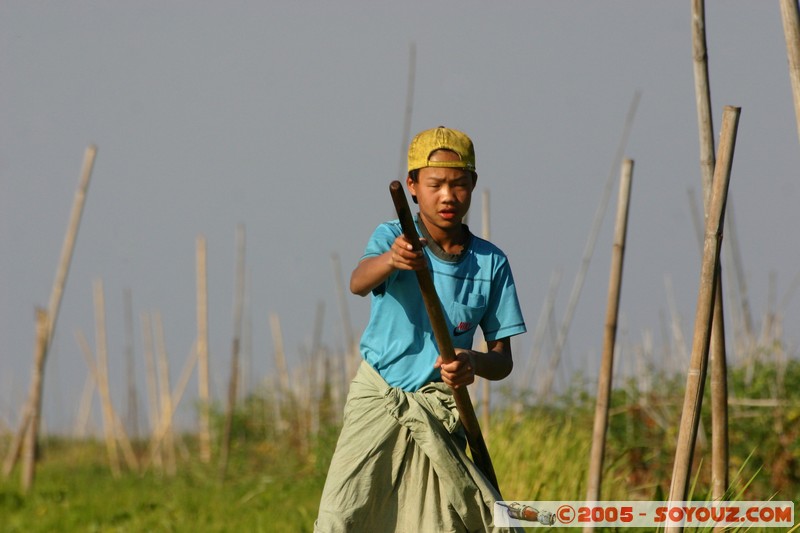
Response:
[406, 174, 419, 204]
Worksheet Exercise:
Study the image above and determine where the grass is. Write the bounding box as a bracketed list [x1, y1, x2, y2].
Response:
[0, 436, 327, 532]
[1, 359, 798, 531]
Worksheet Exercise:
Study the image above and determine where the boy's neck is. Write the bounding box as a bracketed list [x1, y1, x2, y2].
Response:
[417, 215, 470, 256]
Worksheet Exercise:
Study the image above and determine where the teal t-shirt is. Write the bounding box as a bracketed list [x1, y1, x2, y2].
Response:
[358, 217, 527, 392]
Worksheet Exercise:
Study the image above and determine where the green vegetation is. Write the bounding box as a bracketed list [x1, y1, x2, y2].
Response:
[1, 359, 798, 531]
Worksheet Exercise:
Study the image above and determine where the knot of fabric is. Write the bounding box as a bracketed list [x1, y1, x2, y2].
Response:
[382, 379, 461, 434]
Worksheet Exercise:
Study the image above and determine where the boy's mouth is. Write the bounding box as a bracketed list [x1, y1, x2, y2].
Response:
[439, 208, 457, 220]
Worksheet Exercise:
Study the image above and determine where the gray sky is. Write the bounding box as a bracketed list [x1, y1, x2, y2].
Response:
[2, 2, 798, 434]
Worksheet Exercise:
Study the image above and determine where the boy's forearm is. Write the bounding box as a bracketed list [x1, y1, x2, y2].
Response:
[350, 253, 394, 296]
[473, 338, 513, 381]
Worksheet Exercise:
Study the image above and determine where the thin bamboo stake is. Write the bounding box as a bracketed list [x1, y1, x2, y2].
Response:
[397, 42, 417, 179]
[270, 312, 291, 435]
[665, 275, 691, 371]
[479, 189, 491, 437]
[331, 253, 357, 378]
[153, 311, 176, 476]
[724, 205, 754, 341]
[309, 300, 325, 437]
[519, 269, 563, 392]
[93, 279, 121, 478]
[242, 268, 253, 401]
[3, 146, 97, 479]
[46, 145, 97, 347]
[196, 235, 211, 463]
[691, 0, 730, 505]
[74, 371, 95, 438]
[75, 329, 139, 473]
[780, 0, 800, 146]
[584, 159, 633, 516]
[692, 0, 716, 201]
[667, 106, 740, 524]
[20, 309, 49, 492]
[140, 312, 162, 469]
[123, 288, 139, 441]
[541, 92, 640, 400]
[219, 224, 246, 480]
[144, 343, 199, 470]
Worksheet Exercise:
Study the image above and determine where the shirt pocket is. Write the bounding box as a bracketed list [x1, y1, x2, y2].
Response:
[449, 294, 486, 338]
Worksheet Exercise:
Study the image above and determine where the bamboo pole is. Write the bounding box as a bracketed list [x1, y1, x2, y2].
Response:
[519, 269, 562, 392]
[196, 235, 211, 463]
[667, 106, 740, 524]
[309, 300, 325, 438]
[20, 309, 49, 492]
[123, 288, 139, 441]
[140, 312, 162, 469]
[541, 92, 640, 400]
[397, 42, 417, 179]
[270, 312, 291, 434]
[153, 311, 176, 476]
[691, 0, 730, 505]
[93, 279, 121, 478]
[781, 0, 800, 146]
[2, 146, 97, 480]
[479, 189, 492, 436]
[219, 224, 246, 480]
[46, 145, 97, 347]
[75, 329, 139, 473]
[584, 159, 634, 517]
[331, 253, 357, 377]
[74, 371, 95, 438]
[144, 343, 199, 470]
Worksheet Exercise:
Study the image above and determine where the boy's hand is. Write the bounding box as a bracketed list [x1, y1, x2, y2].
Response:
[434, 349, 477, 389]
[389, 235, 428, 271]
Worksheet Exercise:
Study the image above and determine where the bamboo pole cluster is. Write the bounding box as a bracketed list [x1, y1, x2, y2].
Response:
[2, 145, 97, 492]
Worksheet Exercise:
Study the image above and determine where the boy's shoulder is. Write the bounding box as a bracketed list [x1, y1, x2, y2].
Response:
[468, 233, 510, 261]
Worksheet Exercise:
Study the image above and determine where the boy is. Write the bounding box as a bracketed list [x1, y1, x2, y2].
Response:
[315, 126, 526, 532]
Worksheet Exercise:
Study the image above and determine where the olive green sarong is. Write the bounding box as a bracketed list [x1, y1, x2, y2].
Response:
[315, 361, 520, 533]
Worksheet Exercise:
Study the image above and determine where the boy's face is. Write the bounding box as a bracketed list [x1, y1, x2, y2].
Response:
[407, 149, 477, 235]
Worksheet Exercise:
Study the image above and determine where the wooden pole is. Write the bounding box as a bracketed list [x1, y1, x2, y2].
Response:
[123, 288, 140, 441]
[140, 312, 162, 469]
[219, 224, 246, 480]
[584, 159, 633, 515]
[93, 279, 121, 478]
[73, 371, 95, 438]
[46, 145, 97, 347]
[2, 145, 97, 480]
[196, 235, 212, 463]
[75, 329, 139, 473]
[331, 253, 357, 375]
[519, 269, 562, 391]
[270, 312, 291, 434]
[309, 300, 325, 437]
[479, 190, 491, 437]
[691, 0, 730, 504]
[667, 106, 740, 524]
[20, 309, 49, 492]
[390, 181, 501, 493]
[153, 312, 176, 476]
[541, 93, 640, 400]
[144, 343, 199, 470]
[397, 42, 417, 179]
[780, 0, 800, 146]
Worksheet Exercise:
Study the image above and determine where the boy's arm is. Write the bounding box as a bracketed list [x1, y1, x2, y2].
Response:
[435, 337, 513, 389]
[349, 235, 427, 296]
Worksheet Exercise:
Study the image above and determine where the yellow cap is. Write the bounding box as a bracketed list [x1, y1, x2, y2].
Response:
[407, 126, 476, 173]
